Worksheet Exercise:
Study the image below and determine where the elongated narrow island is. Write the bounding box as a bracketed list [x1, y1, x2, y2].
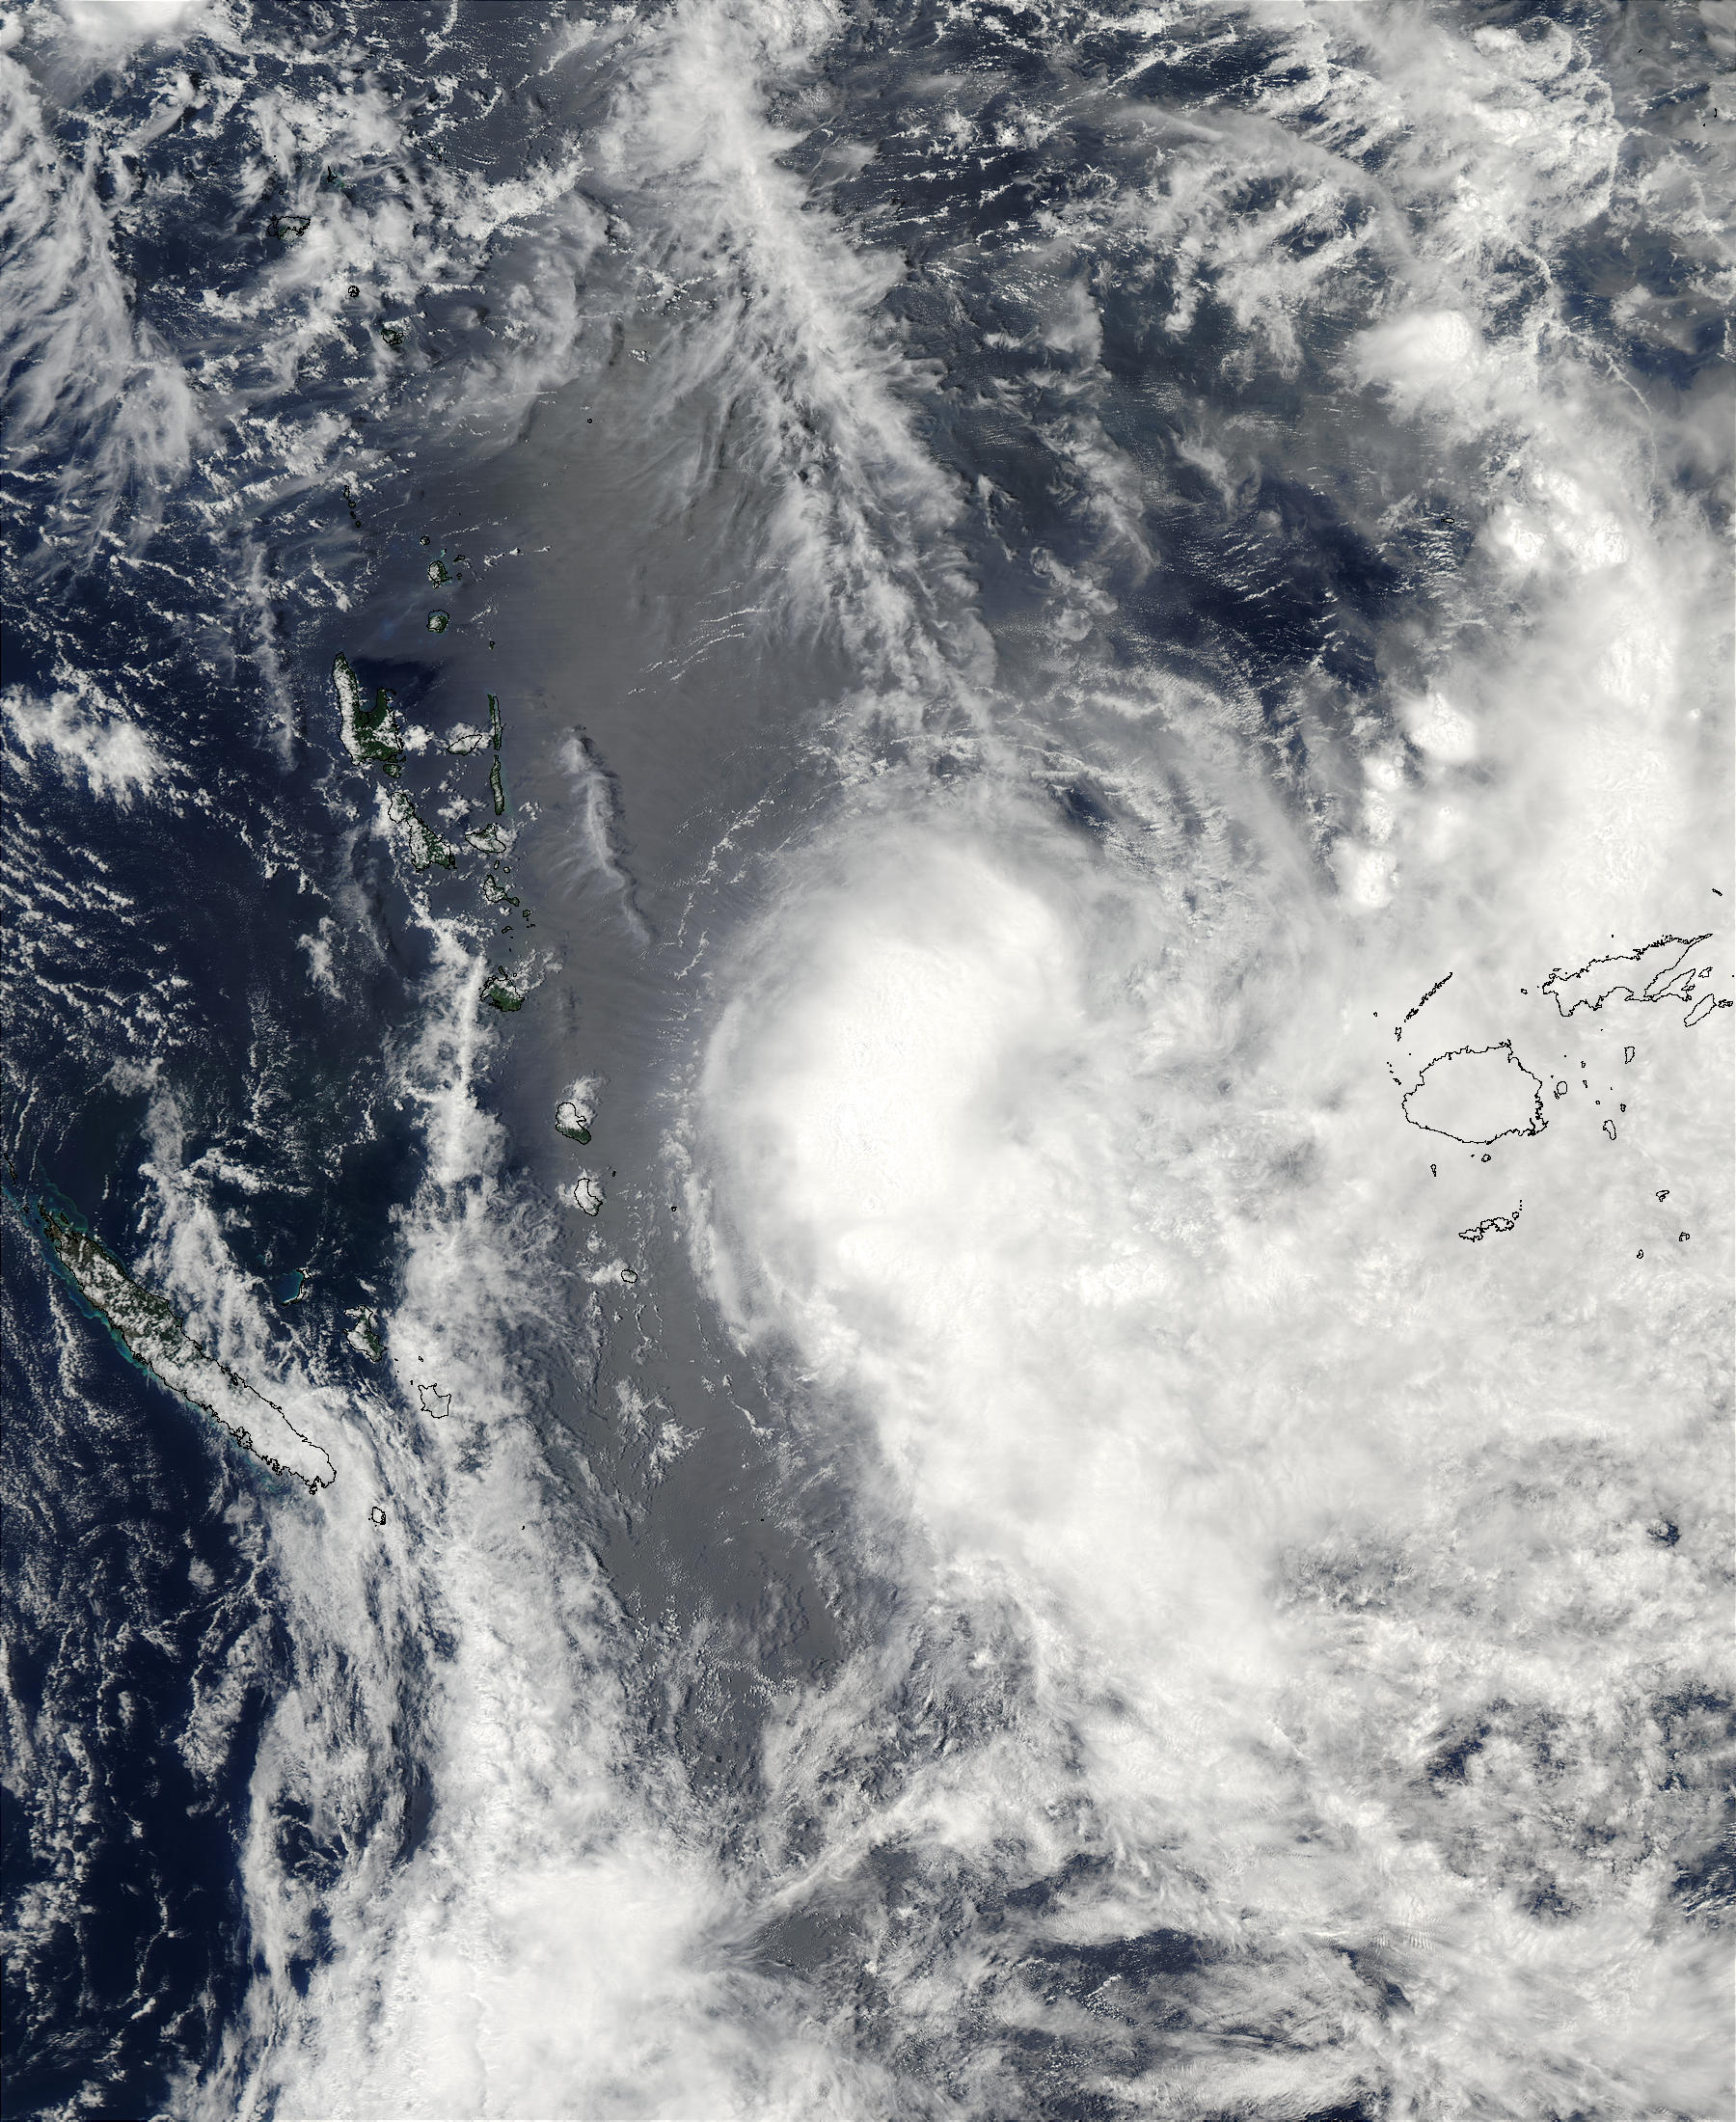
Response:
[37, 1202, 336, 1496]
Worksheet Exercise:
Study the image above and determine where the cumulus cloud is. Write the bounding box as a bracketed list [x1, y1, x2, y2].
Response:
[50, 0, 210, 58]
[587, 0, 988, 711]
[12, 3, 1716, 2116]
[162, 928, 819, 2121]
[3, 679, 168, 802]
[0, 38, 201, 541]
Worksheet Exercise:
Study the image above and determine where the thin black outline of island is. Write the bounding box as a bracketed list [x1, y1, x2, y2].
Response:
[1540, 933, 1711, 1018]
[1399, 1041, 1547, 1146]
[1396, 970, 1452, 1042]
[1460, 1203, 1522, 1242]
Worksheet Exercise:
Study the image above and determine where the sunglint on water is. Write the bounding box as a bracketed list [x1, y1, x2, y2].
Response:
[3, 5, 1730, 2119]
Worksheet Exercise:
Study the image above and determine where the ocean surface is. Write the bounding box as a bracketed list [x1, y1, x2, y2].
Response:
[2, 3, 1732, 2117]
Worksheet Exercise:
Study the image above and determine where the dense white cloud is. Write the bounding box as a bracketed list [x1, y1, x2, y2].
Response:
[0, 36, 201, 539]
[672, 4, 1731, 2108]
[692, 752, 1728, 2113]
[3, 679, 168, 802]
[14, 1, 1719, 2115]
[588, 0, 989, 713]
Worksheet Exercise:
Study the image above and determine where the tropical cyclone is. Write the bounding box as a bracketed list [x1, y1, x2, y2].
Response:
[38, 1203, 336, 1495]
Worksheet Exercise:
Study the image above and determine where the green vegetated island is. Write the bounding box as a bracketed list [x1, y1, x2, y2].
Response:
[34, 1197, 336, 1494]
[333, 642, 530, 1015]
[9, 601, 552, 1502]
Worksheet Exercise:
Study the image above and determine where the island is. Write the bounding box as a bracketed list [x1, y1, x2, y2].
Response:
[37, 1200, 336, 1495]
[332, 653, 405, 778]
[1400, 1042, 1547, 1146]
[1541, 933, 1709, 1018]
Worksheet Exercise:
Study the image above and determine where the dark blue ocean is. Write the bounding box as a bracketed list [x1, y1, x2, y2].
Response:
[4, 4, 1731, 2117]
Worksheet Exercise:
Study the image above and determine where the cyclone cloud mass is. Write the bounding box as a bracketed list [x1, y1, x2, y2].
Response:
[2, 4, 1731, 2121]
